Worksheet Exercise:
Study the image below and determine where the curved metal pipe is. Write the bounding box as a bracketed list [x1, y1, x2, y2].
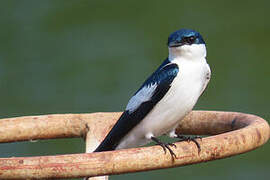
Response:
[0, 111, 269, 179]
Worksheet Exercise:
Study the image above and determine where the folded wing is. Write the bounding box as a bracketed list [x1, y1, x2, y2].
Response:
[94, 60, 179, 152]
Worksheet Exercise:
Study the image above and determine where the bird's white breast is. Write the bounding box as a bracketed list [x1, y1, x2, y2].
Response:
[141, 58, 210, 134]
[117, 56, 210, 149]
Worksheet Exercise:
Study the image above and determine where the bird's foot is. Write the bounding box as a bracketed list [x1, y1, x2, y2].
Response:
[176, 135, 202, 153]
[151, 137, 177, 159]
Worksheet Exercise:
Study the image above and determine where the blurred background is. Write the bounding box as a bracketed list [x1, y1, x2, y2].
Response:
[0, 0, 269, 179]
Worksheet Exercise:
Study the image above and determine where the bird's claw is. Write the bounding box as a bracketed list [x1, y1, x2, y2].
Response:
[151, 137, 177, 159]
[176, 135, 202, 153]
[168, 142, 177, 148]
[159, 143, 177, 159]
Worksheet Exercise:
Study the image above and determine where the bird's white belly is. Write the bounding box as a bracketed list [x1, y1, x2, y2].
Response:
[116, 59, 210, 149]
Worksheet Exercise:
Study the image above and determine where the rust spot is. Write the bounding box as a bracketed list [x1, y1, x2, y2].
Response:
[240, 134, 246, 144]
[175, 155, 193, 160]
[234, 136, 240, 146]
[210, 147, 220, 159]
[18, 160, 24, 164]
[210, 152, 216, 159]
[255, 128, 262, 143]
[181, 145, 190, 153]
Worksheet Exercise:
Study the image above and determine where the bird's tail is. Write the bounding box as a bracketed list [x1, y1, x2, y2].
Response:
[94, 137, 117, 152]
[94, 111, 130, 152]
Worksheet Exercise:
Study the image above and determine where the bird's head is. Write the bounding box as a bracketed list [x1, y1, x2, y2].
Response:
[168, 29, 206, 60]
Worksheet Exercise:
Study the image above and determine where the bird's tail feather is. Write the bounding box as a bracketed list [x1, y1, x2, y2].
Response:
[94, 138, 117, 152]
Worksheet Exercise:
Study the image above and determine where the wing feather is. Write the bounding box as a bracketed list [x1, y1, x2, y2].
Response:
[94, 60, 179, 152]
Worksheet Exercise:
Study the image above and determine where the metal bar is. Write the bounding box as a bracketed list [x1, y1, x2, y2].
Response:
[0, 111, 268, 179]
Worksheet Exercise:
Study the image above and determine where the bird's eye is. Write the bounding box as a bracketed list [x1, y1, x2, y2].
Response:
[183, 36, 196, 44]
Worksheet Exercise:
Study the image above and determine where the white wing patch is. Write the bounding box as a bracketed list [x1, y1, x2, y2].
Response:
[126, 83, 157, 113]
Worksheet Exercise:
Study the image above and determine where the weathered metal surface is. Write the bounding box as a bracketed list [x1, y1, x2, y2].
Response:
[0, 111, 268, 179]
[0, 114, 89, 143]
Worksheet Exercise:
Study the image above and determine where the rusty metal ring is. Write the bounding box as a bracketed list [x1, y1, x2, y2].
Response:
[0, 111, 269, 179]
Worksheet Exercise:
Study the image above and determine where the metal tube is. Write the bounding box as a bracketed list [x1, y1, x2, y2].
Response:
[0, 111, 268, 179]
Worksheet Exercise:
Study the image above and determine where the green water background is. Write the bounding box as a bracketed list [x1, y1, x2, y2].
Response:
[0, 1, 269, 179]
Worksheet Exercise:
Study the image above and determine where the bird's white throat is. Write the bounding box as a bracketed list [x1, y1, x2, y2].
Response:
[168, 44, 207, 61]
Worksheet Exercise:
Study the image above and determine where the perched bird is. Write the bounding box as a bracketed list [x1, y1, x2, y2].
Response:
[94, 29, 211, 157]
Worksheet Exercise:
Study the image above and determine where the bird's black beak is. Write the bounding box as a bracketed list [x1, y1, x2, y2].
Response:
[168, 41, 183, 48]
